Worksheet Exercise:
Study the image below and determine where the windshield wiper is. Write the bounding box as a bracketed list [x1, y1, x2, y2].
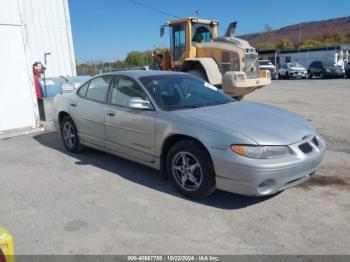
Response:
[169, 104, 203, 110]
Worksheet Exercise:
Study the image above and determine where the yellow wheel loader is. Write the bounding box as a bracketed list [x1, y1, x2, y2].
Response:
[153, 17, 271, 99]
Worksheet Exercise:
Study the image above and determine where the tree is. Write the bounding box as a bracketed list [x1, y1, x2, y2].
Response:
[254, 42, 276, 51]
[300, 39, 322, 48]
[124, 51, 146, 67]
[276, 38, 295, 50]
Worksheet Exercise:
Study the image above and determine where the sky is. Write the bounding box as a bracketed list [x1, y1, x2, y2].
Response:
[69, 0, 350, 63]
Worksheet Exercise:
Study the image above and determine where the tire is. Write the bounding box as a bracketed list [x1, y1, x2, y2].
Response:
[308, 71, 313, 79]
[234, 96, 243, 101]
[346, 70, 350, 78]
[188, 69, 208, 82]
[320, 71, 325, 79]
[278, 73, 282, 79]
[60, 116, 84, 153]
[285, 72, 289, 79]
[166, 140, 216, 199]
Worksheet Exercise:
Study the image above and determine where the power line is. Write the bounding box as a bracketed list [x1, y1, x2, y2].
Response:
[127, 0, 180, 19]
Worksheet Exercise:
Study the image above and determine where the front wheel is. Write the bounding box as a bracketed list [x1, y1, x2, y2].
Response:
[60, 116, 84, 153]
[166, 140, 216, 199]
[188, 69, 208, 82]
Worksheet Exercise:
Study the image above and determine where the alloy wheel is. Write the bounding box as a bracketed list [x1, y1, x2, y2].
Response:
[172, 152, 202, 191]
[62, 121, 76, 149]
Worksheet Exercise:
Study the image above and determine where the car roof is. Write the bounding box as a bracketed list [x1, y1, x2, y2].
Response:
[96, 70, 188, 78]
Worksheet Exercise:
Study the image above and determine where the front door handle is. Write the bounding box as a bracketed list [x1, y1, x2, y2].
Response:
[107, 110, 115, 116]
[70, 102, 77, 107]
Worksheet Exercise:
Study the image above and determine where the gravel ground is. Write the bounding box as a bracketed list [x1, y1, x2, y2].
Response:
[0, 79, 349, 255]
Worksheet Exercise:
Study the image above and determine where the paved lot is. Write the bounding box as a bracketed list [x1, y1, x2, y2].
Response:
[1, 79, 349, 255]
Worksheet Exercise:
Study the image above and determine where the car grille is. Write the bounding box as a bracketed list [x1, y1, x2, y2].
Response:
[312, 137, 319, 147]
[299, 142, 313, 154]
[298, 136, 319, 154]
[244, 53, 260, 79]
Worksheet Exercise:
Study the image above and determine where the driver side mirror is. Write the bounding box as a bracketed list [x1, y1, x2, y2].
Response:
[126, 97, 153, 110]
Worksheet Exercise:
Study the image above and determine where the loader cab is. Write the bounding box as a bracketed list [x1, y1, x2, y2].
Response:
[161, 17, 219, 69]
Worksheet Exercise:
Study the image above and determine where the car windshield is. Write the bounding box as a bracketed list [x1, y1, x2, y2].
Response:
[324, 62, 337, 68]
[139, 74, 234, 111]
[259, 60, 272, 66]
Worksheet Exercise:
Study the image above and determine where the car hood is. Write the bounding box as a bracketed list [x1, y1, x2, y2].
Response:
[325, 66, 340, 70]
[259, 65, 275, 69]
[172, 102, 315, 145]
[290, 66, 306, 71]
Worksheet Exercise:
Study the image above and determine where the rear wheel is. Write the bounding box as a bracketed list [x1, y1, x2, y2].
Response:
[320, 71, 325, 79]
[285, 72, 290, 79]
[166, 140, 216, 199]
[60, 116, 84, 153]
[308, 71, 313, 79]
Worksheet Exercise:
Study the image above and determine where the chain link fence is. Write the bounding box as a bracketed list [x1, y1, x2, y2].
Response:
[76, 65, 149, 76]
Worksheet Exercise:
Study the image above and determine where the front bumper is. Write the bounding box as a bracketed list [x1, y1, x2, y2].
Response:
[211, 135, 326, 196]
[222, 71, 271, 97]
[290, 71, 307, 78]
[325, 71, 345, 78]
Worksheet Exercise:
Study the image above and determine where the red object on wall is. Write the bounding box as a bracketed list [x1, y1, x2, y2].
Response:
[32, 62, 46, 99]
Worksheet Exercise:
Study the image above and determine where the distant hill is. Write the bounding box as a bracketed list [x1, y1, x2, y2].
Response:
[239, 16, 350, 46]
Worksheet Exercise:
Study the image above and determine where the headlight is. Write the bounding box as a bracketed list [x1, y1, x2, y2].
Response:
[326, 69, 331, 72]
[230, 145, 291, 159]
[235, 74, 246, 81]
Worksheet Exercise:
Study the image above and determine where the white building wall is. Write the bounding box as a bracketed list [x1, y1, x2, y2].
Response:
[280, 50, 337, 69]
[0, 0, 76, 132]
[20, 0, 76, 77]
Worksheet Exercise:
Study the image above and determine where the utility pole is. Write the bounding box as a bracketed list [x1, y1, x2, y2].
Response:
[298, 23, 302, 60]
[43, 52, 51, 97]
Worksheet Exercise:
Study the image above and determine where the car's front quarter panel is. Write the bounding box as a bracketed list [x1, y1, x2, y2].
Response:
[155, 110, 258, 169]
[155, 110, 326, 196]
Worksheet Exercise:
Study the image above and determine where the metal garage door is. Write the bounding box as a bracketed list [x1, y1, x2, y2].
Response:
[0, 26, 38, 132]
[0, 1, 38, 133]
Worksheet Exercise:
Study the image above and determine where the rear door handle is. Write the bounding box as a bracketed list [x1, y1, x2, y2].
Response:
[70, 102, 77, 107]
[107, 110, 115, 116]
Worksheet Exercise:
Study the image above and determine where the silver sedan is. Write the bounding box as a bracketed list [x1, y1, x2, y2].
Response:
[53, 70, 325, 199]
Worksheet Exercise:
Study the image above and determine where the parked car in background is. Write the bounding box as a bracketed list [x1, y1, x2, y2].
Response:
[39, 76, 91, 97]
[278, 62, 307, 79]
[259, 60, 277, 79]
[308, 61, 345, 79]
[345, 61, 350, 78]
[53, 71, 325, 199]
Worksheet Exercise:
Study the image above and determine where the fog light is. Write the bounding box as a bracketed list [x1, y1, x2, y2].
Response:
[235, 74, 245, 81]
[258, 179, 276, 195]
